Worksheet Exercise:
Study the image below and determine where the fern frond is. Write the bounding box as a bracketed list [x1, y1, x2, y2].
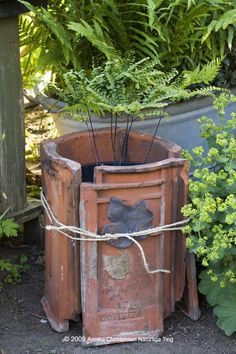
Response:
[52, 54, 220, 123]
[68, 20, 118, 59]
[181, 60, 222, 87]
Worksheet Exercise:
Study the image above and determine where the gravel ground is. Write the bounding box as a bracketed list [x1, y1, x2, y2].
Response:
[1, 246, 236, 354]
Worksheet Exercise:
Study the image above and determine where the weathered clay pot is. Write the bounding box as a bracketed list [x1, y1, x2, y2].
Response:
[41, 128, 199, 344]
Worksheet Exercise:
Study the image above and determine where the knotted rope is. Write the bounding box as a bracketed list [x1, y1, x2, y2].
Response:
[41, 192, 189, 275]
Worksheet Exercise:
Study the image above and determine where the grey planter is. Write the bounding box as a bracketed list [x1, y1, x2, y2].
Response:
[39, 89, 236, 153]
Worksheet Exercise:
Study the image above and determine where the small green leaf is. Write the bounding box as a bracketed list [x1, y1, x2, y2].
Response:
[198, 270, 222, 306]
[0, 219, 18, 237]
[214, 289, 236, 336]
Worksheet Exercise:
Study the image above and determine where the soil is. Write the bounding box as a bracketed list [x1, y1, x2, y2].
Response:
[1, 246, 236, 354]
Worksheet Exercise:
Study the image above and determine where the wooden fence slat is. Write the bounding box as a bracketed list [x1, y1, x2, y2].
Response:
[0, 16, 26, 212]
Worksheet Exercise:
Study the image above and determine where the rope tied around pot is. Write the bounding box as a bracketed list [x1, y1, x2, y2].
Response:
[41, 192, 189, 275]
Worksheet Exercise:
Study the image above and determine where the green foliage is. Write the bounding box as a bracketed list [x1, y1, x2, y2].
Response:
[0, 219, 18, 238]
[159, 0, 236, 72]
[19, 0, 236, 87]
[199, 270, 236, 336]
[51, 55, 221, 121]
[0, 212, 27, 290]
[182, 60, 221, 86]
[0, 211, 18, 239]
[0, 255, 29, 291]
[182, 93, 236, 335]
[19, 11, 47, 88]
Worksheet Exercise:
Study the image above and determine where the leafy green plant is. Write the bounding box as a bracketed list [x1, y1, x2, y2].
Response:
[50, 54, 221, 121]
[0, 211, 28, 290]
[19, 0, 236, 87]
[0, 211, 18, 238]
[152, 0, 236, 71]
[0, 255, 29, 290]
[19, 0, 160, 78]
[182, 93, 236, 335]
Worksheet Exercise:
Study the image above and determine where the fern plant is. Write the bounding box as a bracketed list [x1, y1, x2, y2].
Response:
[19, 0, 160, 75]
[50, 55, 222, 122]
[48, 55, 221, 165]
[19, 0, 236, 87]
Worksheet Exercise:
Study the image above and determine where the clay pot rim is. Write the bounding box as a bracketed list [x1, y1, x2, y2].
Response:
[42, 140, 187, 174]
[41, 128, 187, 176]
[43, 127, 181, 151]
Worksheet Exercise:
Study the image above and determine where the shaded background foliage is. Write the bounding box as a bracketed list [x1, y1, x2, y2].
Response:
[19, 0, 236, 88]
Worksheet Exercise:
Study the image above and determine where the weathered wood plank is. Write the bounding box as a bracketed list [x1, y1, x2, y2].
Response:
[7, 198, 42, 224]
[7, 197, 43, 246]
[0, 16, 26, 213]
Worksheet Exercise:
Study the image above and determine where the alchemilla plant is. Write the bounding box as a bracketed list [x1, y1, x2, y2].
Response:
[182, 93, 236, 336]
